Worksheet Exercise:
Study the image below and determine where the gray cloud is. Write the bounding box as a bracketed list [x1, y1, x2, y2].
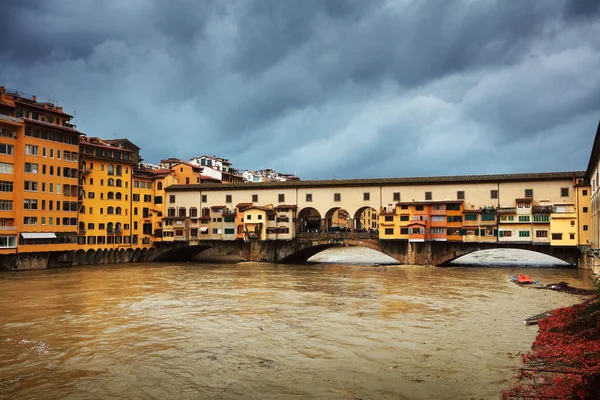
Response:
[1, 0, 599, 180]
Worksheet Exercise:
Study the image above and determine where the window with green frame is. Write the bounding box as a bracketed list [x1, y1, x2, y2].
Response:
[519, 230, 530, 237]
[446, 203, 461, 210]
[481, 213, 495, 221]
[224, 228, 235, 234]
[533, 214, 549, 222]
[518, 215, 530, 222]
[224, 216, 236, 223]
[464, 214, 478, 221]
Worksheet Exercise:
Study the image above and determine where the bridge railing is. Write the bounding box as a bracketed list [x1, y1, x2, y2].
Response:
[296, 232, 379, 240]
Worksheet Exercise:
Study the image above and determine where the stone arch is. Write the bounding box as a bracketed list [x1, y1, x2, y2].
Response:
[107, 249, 115, 264]
[297, 207, 322, 233]
[117, 249, 125, 263]
[140, 248, 149, 262]
[443, 245, 578, 267]
[101, 248, 109, 264]
[133, 248, 141, 262]
[86, 249, 96, 264]
[146, 247, 157, 261]
[324, 207, 351, 232]
[125, 248, 134, 262]
[353, 206, 379, 232]
[278, 238, 390, 263]
[75, 249, 86, 265]
[94, 249, 103, 264]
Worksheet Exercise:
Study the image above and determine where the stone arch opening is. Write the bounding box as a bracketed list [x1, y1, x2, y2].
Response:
[108, 249, 115, 264]
[324, 207, 351, 232]
[85, 249, 96, 264]
[353, 206, 379, 233]
[133, 248, 141, 262]
[140, 248, 149, 262]
[75, 249, 86, 265]
[125, 248, 134, 262]
[448, 248, 574, 267]
[297, 207, 322, 233]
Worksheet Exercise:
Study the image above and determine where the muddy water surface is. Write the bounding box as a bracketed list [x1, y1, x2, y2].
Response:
[0, 263, 595, 399]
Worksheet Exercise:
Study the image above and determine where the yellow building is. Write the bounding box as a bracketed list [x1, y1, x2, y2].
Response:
[575, 183, 591, 247]
[359, 208, 378, 231]
[78, 137, 135, 250]
[550, 203, 578, 246]
[243, 206, 270, 240]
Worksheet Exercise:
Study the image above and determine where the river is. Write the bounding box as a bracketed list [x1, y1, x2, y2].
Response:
[0, 262, 595, 400]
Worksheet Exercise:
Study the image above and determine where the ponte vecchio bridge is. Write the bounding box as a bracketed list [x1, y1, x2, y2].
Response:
[159, 171, 589, 266]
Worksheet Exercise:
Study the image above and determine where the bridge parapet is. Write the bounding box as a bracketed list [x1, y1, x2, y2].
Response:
[296, 232, 379, 241]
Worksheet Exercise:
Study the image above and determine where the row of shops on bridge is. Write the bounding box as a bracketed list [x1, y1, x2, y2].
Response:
[160, 186, 590, 248]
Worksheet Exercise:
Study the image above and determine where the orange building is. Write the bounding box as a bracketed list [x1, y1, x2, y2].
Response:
[0, 87, 82, 268]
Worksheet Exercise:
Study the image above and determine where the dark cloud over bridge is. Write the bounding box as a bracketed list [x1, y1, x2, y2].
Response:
[1, 0, 599, 179]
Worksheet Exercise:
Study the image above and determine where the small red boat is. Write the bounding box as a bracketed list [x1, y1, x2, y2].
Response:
[517, 273, 534, 284]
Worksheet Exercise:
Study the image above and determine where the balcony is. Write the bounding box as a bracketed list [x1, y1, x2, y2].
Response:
[0, 113, 22, 124]
[497, 207, 516, 214]
[0, 225, 17, 231]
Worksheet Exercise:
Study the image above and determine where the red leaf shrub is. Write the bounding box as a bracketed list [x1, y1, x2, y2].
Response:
[502, 296, 600, 399]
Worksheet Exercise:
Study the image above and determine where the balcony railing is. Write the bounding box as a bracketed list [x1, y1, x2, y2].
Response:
[0, 113, 22, 124]
[0, 225, 17, 230]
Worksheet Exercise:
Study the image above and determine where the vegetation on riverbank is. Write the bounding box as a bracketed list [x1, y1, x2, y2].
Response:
[502, 277, 600, 399]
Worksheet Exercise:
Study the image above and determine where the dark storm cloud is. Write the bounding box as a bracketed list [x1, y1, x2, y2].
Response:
[0, 0, 599, 179]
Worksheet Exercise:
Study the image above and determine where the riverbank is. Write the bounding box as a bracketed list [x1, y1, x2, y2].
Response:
[502, 291, 600, 399]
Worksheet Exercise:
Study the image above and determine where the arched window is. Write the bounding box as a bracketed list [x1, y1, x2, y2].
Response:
[108, 178, 115, 186]
[107, 222, 114, 232]
[157, 182, 163, 190]
[107, 192, 114, 200]
[116, 207, 122, 215]
[107, 206, 114, 215]
[108, 164, 114, 175]
[115, 222, 122, 230]
[116, 192, 122, 200]
[78, 221, 85, 229]
[116, 179, 122, 187]
[116, 165, 122, 176]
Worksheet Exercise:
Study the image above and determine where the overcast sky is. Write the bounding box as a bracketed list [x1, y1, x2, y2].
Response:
[1, 0, 599, 179]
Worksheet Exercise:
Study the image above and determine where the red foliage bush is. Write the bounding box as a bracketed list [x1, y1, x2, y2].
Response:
[502, 296, 600, 399]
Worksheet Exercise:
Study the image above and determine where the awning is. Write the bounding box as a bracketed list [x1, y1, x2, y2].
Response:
[200, 227, 209, 233]
[21, 232, 57, 239]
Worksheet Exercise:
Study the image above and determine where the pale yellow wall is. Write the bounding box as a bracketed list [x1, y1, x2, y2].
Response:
[191, 179, 577, 220]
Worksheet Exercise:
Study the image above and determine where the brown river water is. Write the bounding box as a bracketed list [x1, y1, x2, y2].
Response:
[0, 262, 596, 400]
